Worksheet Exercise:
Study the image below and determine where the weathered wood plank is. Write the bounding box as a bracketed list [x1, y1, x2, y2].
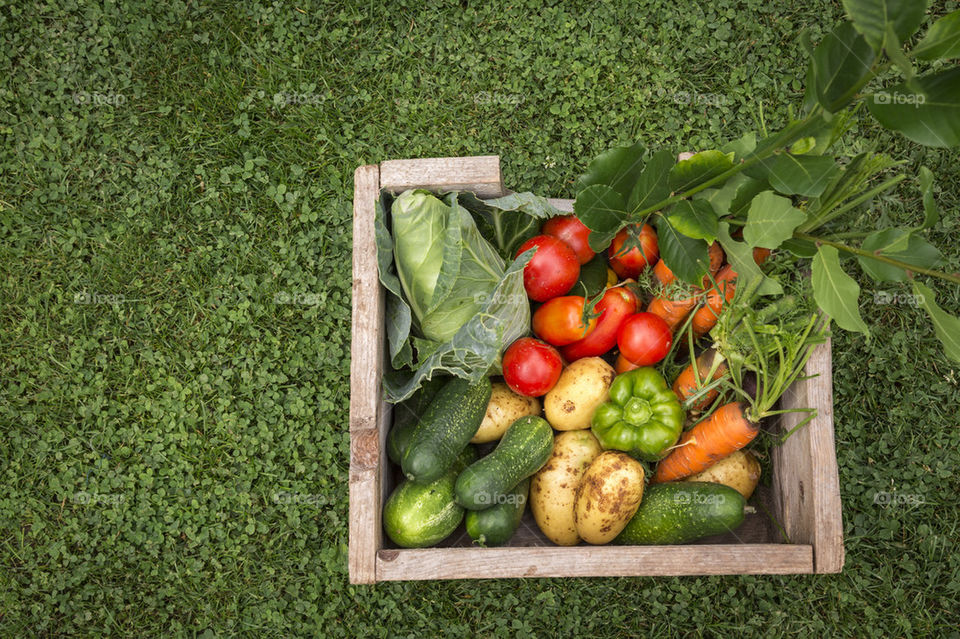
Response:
[380, 156, 505, 197]
[546, 198, 574, 213]
[376, 545, 813, 580]
[772, 339, 844, 573]
[349, 164, 383, 584]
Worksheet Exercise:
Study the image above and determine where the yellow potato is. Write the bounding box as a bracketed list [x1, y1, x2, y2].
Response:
[530, 430, 603, 545]
[574, 451, 645, 544]
[471, 382, 541, 444]
[544, 357, 616, 431]
[686, 449, 761, 499]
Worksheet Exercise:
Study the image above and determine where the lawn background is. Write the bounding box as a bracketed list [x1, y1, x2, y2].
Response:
[2, 0, 959, 636]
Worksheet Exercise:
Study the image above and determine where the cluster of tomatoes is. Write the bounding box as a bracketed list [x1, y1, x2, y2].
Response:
[502, 216, 672, 398]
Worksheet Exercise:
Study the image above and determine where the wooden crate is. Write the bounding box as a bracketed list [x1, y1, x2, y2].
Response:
[349, 156, 845, 583]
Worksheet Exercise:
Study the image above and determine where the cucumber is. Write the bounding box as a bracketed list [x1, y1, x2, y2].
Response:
[615, 482, 746, 545]
[465, 477, 530, 546]
[455, 415, 553, 510]
[383, 447, 477, 548]
[386, 378, 445, 465]
[401, 377, 491, 484]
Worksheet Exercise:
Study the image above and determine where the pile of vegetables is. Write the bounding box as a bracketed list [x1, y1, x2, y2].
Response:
[377, 1, 960, 549]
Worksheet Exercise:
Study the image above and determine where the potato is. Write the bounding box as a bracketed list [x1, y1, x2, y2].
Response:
[574, 451, 645, 544]
[530, 430, 603, 545]
[686, 449, 761, 499]
[544, 357, 616, 431]
[471, 382, 540, 444]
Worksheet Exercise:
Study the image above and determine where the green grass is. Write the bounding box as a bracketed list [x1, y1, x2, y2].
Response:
[2, 0, 959, 636]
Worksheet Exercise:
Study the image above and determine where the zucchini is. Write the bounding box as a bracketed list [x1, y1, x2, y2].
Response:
[615, 482, 747, 545]
[386, 378, 445, 465]
[455, 415, 553, 510]
[401, 377, 491, 484]
[465, 477, 530, 546]
[383, 447, 476, 548]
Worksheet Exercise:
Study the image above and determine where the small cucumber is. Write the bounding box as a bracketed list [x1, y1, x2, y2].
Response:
[401, 377, 491, 484]
[615, 482, 746, 545]
[383, 447, 476, 548]
[386, 378, 445, 465]
[466, 477, 530, 546]
[455, 415, 553, 510]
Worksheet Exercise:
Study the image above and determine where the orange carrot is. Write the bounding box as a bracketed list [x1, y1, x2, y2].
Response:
[672, 349, 728, 411]
[655, 242, 724, 288]
[615, 353, 641, 374]
[653, 259, 675, 287]
[646, 295, 698, 333]
[690, 265, 737, 338]
[753, 247, 772, 266]
[652, 402, 758, 483]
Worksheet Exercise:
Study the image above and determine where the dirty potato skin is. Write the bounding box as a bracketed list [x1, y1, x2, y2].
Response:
[471, 382, 541, 444]
[544, 357, 616, 431]
[574, 451, 645, 544]
[530, 430, 603, 545]
[685, 449, 761, 499]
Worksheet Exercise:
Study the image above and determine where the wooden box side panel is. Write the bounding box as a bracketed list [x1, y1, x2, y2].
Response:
[771, 339, 844, 573]
[376, 545, 813, 580]
[349, 164, 385, 584]
[380, 156, 505, 198]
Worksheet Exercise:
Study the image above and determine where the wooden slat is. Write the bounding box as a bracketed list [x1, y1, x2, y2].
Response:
[379, 156, 505, 197]
[376, 544, 813, 580]
[349, 164, 384, 584]
[771, 339, 844, 573]
[547, 197, 574, 213]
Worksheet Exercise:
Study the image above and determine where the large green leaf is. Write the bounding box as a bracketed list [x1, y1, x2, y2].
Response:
[716, 222, 783, 296]
[654, 215, 710, 286]
[694, 173, 752, 217]
[728, 177, 769, 218]
[767, 153, 839, 197]
[914, 10, 960, 60]
[574, 184, 628, 252]
[666, 200, 718, 243]
[812, 245, 870, 335]
[842, 0, 927, 51]
[857, 228, 943, 282]
[460, 191, 560, 259]
[913, 281, 960, 363]
[628, 149, 674, 213]
[576, 141, 647, 201]
[868, 68, 960, 148]
[668, 150, 735, 193]
[721, 132, 757, 160]
[808, 21, 877, 112]
[743, 191, 808, 249]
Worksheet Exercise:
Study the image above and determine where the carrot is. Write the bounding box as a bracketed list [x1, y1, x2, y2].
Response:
[646, 295, 698, 333]
[753, 247, 772, 266]
[654, 242, 724, 288]
[690, 265, 737, 337]
[615, 353, 641, 374]
[651, 402, 758, 483]
[672, 349, 728, 411]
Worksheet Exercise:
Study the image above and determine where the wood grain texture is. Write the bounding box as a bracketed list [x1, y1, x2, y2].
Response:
[349, 164, 383, 584]
[771, 339, 845, 573]
[547, 198, 574, 213]
[376, 544, 813, 580]
[379, 156, 505, 197]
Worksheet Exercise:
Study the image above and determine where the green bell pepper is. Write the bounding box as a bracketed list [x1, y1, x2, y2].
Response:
[591, 367, 684, 461]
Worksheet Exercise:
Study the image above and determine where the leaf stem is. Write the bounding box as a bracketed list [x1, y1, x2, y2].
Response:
[798, 174, 907, 232]
[795, 232, 960, 285]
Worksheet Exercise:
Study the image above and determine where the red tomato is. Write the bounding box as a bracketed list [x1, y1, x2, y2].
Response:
[516, 235, 580, 302]
[560, 287, 638, 361]
[542, 215, 595, 265]
[618, 312, 672, 366]
[502, 337, 563, 397]
[532, 295, 598, 346]
[609, 224, 659, 279]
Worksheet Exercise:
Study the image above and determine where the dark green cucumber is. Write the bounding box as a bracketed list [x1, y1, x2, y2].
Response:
[401, 377, 491, 484]
[383, 447, 477, 548]
[615, 482, 746, 545]
[465, 477, 530, 546]
[387, 377, 445, 465]
[455, 415, 553, 510]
